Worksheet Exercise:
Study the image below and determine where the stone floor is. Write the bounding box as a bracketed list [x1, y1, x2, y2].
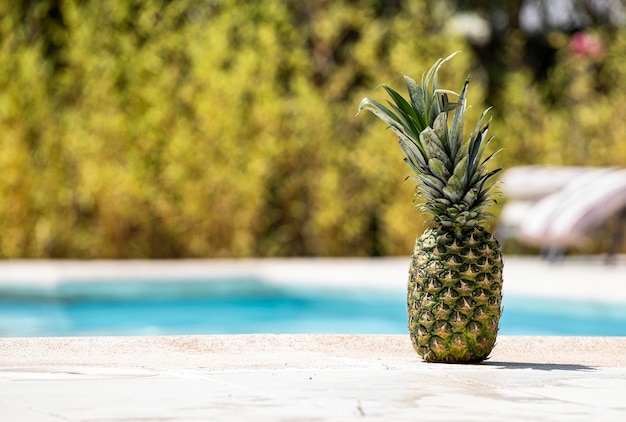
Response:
[1, 335, 625, 421]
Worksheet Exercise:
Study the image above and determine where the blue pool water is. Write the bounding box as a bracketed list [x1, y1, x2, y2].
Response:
[1, 279, 625, 337]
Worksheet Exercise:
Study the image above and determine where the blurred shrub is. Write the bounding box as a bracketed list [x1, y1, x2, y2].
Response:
[492, 28, 626, 170]
[1, 1, 624, 258]
[0, 0, 469, 257]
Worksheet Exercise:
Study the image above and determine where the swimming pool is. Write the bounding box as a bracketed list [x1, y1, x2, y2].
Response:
[1, 278, 625, 337]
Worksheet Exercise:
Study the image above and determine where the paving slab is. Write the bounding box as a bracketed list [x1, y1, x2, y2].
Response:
[1, 335, 625, 421]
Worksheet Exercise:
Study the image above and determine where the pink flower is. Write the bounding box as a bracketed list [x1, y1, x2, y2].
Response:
[569, 32, 607, 61]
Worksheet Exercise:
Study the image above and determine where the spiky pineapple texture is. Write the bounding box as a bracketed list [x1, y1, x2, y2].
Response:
[409, 226, 502, 362]
[358, 53, 503, 363]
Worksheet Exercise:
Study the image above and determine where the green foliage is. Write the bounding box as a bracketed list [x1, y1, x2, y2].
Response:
[0, 0, 466, 257]
[492, 28, 626, 169]
[1, 1, 624, 258]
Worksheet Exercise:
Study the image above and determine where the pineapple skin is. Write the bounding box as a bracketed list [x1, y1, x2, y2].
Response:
[408, 225, 503, 363]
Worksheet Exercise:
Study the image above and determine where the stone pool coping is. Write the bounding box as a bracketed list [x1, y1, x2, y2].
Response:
[1, 335, 625, 421]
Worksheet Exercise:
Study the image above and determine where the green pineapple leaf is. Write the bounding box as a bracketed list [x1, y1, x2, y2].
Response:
[359, 52, 502, 230]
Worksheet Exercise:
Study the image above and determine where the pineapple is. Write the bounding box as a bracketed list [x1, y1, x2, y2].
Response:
[358, 53, 503, 363]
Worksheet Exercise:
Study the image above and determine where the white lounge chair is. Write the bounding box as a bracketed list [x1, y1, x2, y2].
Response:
[498, 166, 626, 260]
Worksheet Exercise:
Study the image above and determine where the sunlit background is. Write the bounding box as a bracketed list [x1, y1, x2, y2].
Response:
[1, 0, 625, 259]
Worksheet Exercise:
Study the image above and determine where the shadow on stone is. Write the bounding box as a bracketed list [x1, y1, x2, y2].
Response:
[486, 361, 596, 372]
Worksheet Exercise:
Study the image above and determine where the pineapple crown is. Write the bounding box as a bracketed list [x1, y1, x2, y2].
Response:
[357, 52, 501, 228]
